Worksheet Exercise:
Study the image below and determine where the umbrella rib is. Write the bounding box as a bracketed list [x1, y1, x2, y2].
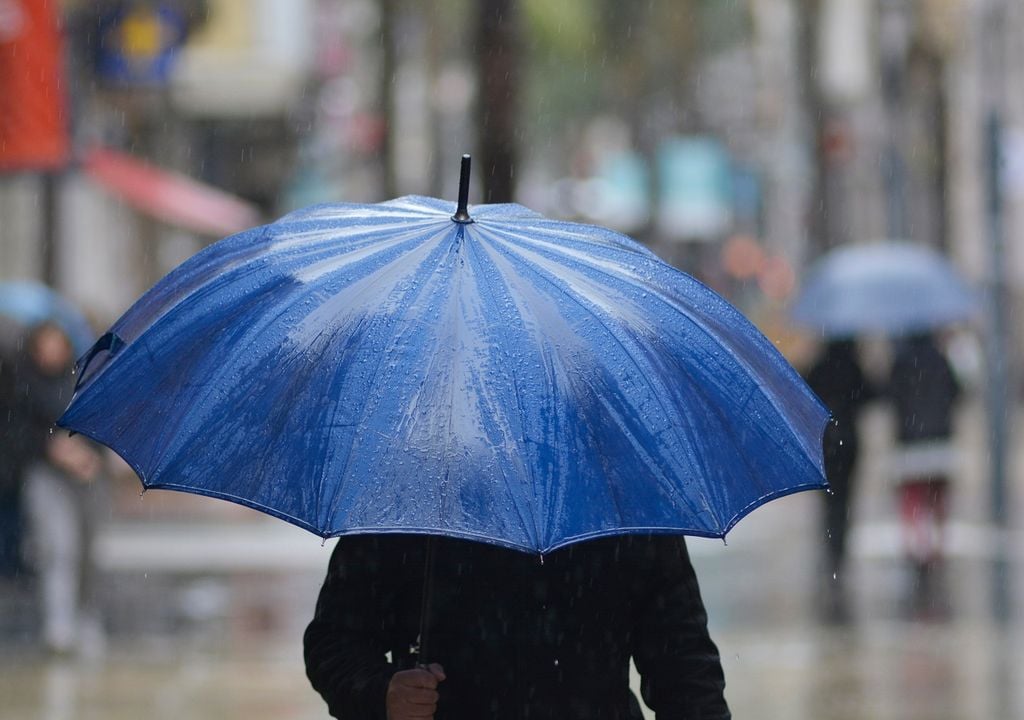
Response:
[488, 223, 825, 479]
[319, 225, 455, 530]
[437, 231, 464, 533]
[146, 287, 310, 477]
[106, 225, 279, 348]
[485, 223, 825, 529]
[590, 388, 714, 530]
[462, 235, 542, 549]
[119, 221, 427, 354]
[280, 224, 456, 528]
[476, 225, 718, 531]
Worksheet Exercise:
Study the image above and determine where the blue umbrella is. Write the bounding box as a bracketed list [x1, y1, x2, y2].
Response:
[791, 241, 979, 337]
[0, 281, 95, 355]
[59, 158, 827, 554]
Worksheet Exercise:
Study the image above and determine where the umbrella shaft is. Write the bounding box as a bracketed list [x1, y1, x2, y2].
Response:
[417, 535, 437, 663]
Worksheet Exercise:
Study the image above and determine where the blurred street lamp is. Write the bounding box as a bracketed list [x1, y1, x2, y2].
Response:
[978, 0, 1013, 620]
[878, 0, 912, 240]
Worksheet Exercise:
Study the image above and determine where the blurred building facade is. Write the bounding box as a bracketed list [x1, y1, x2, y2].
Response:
[1, 0, 1022, 518]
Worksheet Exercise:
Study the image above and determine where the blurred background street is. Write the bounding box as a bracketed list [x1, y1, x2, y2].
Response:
[3, 0, 1024, 717]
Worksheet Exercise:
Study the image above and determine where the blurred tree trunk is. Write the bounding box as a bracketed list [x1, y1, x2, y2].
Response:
[476, 0, 521, 202]
[380, 0, 399, 198]
[425, 0, 444, 196]
[797, 0, 832, 256]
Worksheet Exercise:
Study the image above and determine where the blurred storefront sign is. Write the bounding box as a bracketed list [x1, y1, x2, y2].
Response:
[83, 146, 261, 236]
[572, 151, 650, 234]
[170, 0, 314, 117]
[95, 1, 189, 86]
[0, 0, 69, 171]
[656, 137, 733, 242]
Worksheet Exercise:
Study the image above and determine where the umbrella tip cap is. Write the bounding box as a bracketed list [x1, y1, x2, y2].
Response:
[452, 154, 474, 224]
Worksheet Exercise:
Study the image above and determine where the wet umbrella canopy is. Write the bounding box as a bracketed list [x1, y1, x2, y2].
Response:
[59, 158, 828, 554]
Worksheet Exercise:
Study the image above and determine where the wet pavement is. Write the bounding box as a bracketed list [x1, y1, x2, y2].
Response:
[2, 399, 1022, 719]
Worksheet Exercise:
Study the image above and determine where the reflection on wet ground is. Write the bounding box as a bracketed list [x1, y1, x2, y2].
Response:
[0, 641, 323, 720]
[4, 626, 1019, 720]
[691, 500, 1024, 720]
[717, 616, 1024, 719]
[0, 566, 329, 720]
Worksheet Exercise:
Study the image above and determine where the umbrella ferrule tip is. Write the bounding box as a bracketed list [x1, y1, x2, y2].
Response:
[452, 154, 473, 223]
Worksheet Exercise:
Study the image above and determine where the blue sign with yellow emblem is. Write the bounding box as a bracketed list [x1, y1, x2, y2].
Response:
[95, 2, 188, 86]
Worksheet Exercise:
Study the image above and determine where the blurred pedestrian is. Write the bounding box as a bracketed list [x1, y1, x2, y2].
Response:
[12, 322, 106, 655]
[804, 338, 876, 619]
[888, 332, 961, 593]
[0, 316, 29, 579]
[304, 534, 730, 720]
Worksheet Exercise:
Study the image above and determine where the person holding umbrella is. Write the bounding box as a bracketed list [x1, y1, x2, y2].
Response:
[304, 533, 730, 719]
[803, 338, 877, 620]
[792, 240, 977, 617]
[57, 158, 826, 718]
[888, 331, 961, 599]
[0, 285, 95, 588]
[12, 322, 106, 654]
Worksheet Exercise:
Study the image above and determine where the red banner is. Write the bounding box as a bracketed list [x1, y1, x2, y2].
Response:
[0, 0, 70, 172]
[83, 146, 263, 237]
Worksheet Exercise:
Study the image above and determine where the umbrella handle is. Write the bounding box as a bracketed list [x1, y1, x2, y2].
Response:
[415, 534, 437, 663]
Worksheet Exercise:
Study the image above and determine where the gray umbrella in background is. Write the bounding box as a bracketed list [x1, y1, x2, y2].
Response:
[791, 241, 979, 337]
[0, 281, 95, 355]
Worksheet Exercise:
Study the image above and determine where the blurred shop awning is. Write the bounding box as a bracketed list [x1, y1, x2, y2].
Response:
[82, 146, 262, 237]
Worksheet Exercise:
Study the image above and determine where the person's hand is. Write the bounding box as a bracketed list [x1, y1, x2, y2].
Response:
[386, 663, 446, 720]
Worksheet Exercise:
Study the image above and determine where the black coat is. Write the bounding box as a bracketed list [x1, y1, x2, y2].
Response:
[889, 336, 960, 443]
[0, 346, 76, 476]
[0, 338, 76, 577]
[304, 534, 730, 720]
[804, 340, 874, 464]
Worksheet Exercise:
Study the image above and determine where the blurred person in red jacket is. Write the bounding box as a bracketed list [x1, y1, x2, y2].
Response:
[888, 331, 961, 605]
